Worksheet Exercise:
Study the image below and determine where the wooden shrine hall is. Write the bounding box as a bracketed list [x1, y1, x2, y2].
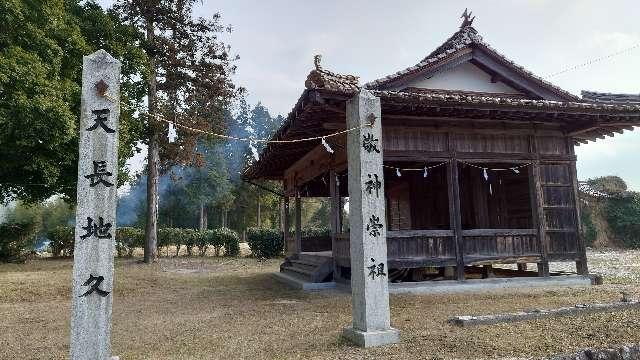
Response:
[244, 19, 640, 285]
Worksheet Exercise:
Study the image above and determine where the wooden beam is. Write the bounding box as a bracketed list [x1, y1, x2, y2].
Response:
[295, 192, 302, 255]
[283, 195, 291, 255]
[329, 168, 339, 279]
[461, 229, 537, 236]
[532, 162, 550, 277]
[387, 230, 455, 238]
[448, 158, 465, 281]
[568, 140, 589, 275]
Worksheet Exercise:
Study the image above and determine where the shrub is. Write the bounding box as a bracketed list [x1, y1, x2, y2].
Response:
[605, 195, 640, 248]
[212, 227, 240, 257]
[301, 226, 330, 238]
[115, 227, 144, 257]
[246, 228, 283, 258]
[48, 225, 75, 257]
[195, 230, 211, 256]
[183, 229, 197, 256]
[0, 222, 37, 263]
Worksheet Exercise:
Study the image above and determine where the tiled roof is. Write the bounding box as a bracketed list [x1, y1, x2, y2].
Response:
[304, 59, 360, 92]
[373, 89, 640, 112]
[582, 91, 640, 104]
[364, 26, 580, 101]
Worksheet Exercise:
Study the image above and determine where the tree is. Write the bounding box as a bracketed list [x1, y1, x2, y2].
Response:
[0, 0, 147, 204]
[114, 0, 240, 263]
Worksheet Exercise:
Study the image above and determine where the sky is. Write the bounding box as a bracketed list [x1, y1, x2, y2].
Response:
[98, 0, 640, 189]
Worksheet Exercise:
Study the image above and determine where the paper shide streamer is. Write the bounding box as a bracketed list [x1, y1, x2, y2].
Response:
[249, 140, 259, 161]
[168, 122, 177, 143]
[321, 137, 334, 154]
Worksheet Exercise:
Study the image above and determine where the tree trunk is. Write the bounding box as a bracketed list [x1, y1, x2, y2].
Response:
[144, 18, 159, 264]
[203, 204, 208, 230]
[199, 200, 205, 230]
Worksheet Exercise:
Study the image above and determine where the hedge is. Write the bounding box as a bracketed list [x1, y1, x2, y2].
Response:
[41, 226, 241, 258]
[48, 225, 75, 257]
[246, 228, 283, 258]
[1, 222, 37, 263]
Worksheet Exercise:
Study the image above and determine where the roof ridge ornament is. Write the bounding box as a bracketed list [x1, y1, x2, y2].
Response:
[314, 54, 323, 71]
[460, 8, 475, 28]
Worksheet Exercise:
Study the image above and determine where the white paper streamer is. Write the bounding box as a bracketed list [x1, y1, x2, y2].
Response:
[489, 183, 493, 195]
[512, 168, 520, 174]
[396, 168, 401, 177]
[483, 168, 488, 181]
[423, 166, 428, 178]
[321, 137, 334, 154]
[249, 140, 259, 161]
[168, 122, 177, 143]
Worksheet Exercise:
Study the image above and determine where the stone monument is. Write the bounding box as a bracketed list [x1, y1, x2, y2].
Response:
[70, 49, 121, 360]
[342, 89, 400, 347]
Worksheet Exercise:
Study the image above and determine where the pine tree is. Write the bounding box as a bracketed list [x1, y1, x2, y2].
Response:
[114, 0, 241, 262]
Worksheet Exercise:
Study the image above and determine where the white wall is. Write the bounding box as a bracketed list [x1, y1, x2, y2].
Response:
[397, 62, 521, 94]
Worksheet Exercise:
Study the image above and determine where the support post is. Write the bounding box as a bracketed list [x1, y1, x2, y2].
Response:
[70, 50, 120, 360]
[342, 89, 399, 347]
[295, 190, 302, 255]
[569, 157, 589, 275]
[531, 162, 550, 276]
[329, 168, 340, 278]
[448, 159, 465, 281]
[283, 195, 291, 255]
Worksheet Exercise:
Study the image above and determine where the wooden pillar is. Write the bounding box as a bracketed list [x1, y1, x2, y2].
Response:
[447, 158, 465, 281]
[531, 162, 550, 276]
[569, 156, 589, 275]
[330, 169, 340, 278]
[283, 195, 291, 255]
[295, 190, 302, 255]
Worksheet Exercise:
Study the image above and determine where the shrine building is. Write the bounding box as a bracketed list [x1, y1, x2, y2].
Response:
[244, 18, 640, 286]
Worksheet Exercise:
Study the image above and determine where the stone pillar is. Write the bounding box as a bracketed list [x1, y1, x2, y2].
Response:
[342, 89, 399, 347]
[70, 50, 121, 360]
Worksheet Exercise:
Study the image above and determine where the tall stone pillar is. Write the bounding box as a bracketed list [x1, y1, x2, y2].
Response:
[342, 89, 400, 347]
[70, 50, 120, 360]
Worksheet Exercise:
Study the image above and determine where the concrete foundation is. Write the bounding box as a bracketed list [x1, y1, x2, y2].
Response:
[271, 272, 336, 291]
[342, 326, 400, 348]
[274, 274, 594, 294]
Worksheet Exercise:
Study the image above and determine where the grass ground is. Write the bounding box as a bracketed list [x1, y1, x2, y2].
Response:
[1, 250, 640, 360]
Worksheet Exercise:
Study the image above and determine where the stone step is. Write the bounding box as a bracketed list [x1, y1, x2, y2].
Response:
[289, 259, 322, 268]
[297, 254, 331, 265]
[282, 264, 315, 278]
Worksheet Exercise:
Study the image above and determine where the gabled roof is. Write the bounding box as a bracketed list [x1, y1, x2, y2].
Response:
[364, 26, 580, 102]
[582, 91, 640, 104]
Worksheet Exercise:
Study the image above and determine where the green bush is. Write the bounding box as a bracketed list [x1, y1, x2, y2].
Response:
[182, 229, 197, 256]
[48, 225, 75, 257]
[246, 228, 283, 258]
[115, 227, 144, 257]
[606, 195, 640, 248]
[0, 222, 37, 263]
[213, 227, 240, 257]
[301, 226, 330, 238]
[580, 208, 597, 247]
[194, 230, 211, 256]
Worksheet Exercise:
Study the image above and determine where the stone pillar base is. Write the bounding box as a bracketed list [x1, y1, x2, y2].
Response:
[342, 326, 400, 347]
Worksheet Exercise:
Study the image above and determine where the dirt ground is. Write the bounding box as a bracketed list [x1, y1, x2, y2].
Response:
[1, 250, 640, 360]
